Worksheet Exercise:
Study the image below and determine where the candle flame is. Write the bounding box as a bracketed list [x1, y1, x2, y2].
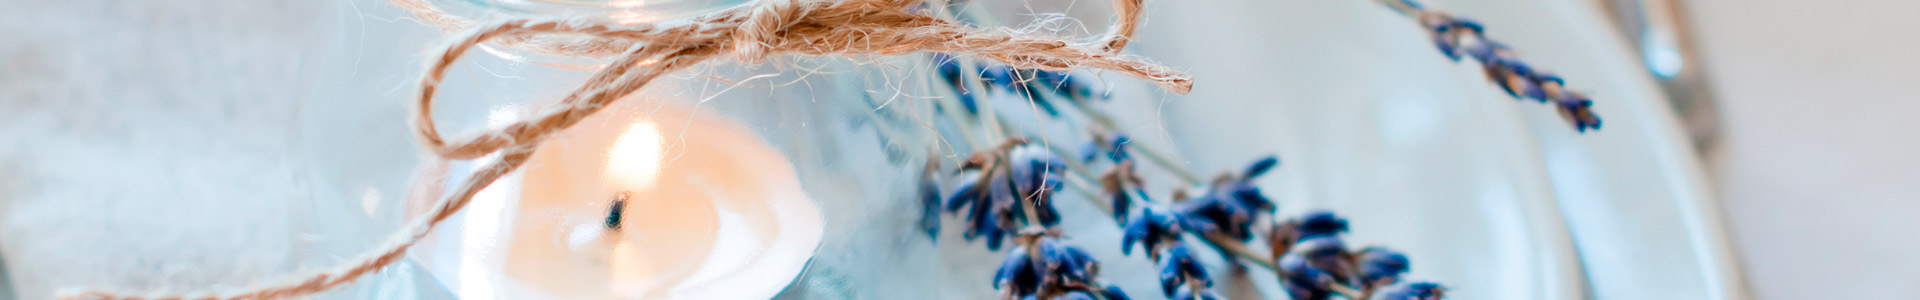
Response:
[609, 0, 647, 24]
[608, 120, 665, 190]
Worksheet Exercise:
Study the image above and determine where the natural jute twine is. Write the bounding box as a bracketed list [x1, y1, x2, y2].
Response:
[59, 0, 1190, 298]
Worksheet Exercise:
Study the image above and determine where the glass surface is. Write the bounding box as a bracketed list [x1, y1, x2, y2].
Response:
[1121, 0, 1588, 297]
[1128, 0, 1743, 298]
[1474, 0, 1750, 298]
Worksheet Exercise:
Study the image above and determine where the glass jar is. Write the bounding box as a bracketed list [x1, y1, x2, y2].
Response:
[0, 0, 1742, 299]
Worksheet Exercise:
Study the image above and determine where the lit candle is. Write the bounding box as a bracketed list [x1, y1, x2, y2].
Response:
[408, 97, 822, 300]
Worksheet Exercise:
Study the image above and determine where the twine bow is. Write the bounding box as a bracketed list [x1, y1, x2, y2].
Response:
[61, 0, 1190, 298]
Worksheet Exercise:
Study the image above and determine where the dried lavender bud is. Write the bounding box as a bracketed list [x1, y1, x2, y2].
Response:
[1035, 292, 1095, 300]
[1169, 284, 1223, 300]
[1080, 131, 1133, 164]
[982, 66, 1061, 117]
[1172, 155, 1283, 244]
[1357, 247, 1412, 286]
[1297, 236, 1358, 285]
[1121, 207, 1183, 257]
[1099, 284, 1132, 300]
[996, 236, 1120, 299]
[945, 172, 984, 213]
[1155, 243, 1211, 297]
[1401, 0, 1604, 132]
[1377, 282, 1447, 300]
[1296, 210, 1352, 240]
[1027, 288, 1129, 300]
[995, 244, 1044, 295]
[1172, 189, 1260, 241]
[982, 177, 1017, 250]
[1279, 250, 1339, 300]
[1009, 144, 1067, 226]
[1100, 159, 1148, 222]
[1108, 185, 1138, 223]
[1268, 211, 1349, 265]
[920, 159, 944, 242]
[1244, 155, 1280, 178]
[946, 142, 1068, 250]
[1038, 237, 1099, 287]
[1555, 92, 1603, 132]
[1034, 69, 1109, 102]
[932, 53, 979, 114]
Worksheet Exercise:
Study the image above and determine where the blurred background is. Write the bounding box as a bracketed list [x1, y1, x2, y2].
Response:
[1684, 0, 1920, 299]
[0, 0, 1914, 299]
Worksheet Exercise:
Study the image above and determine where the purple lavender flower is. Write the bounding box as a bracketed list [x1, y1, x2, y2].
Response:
[1156, 243, 1212, 297]
[1377, 282, 1447, 300]
[996, 234, 1131, 299]
[931, 53, 981, 115]
[996, 242, 1045, 295]
[1038, 237, 1098, 287]
[1079, 131, 1133, 164]
[934, 53, 1105, 118]
[1169, 284, 1223, 300]
[1357, 247, 1412, 287]
[1279, 251, 1340, 300]
[1173, 155, 1281, 242]
[982, 66, 1062, 117]
[1024, 288, 1131, 300]
[1087, 130, 1145, 220]
[1119, 207, 1221, 297]
[1555, 92, 1603, 132]
[1028, 292, 1092, 300]
[1302, 236, 1359, 284]
[944, 163, 1009, 249]
[1100, 160, 1148, 222]
[1297, 211, 1352, 239]
[1121, 207, 1183, 257]
[945, 141, 1067, 250]
[1268, 210, 1350, 266]
[920, 159, 944, 242]
[1034, 69, 1110, 102]
[1099, 284, 1131, 300]
[1400, 0, 1603, 132]
[1244, 155, 1280, 178]
[1008, 144, 1067, 225]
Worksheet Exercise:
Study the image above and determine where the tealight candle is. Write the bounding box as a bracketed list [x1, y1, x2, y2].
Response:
[407, 97, 822, 300]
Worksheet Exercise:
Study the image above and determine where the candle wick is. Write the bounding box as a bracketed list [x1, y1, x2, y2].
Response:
[607, 193, 628, 231]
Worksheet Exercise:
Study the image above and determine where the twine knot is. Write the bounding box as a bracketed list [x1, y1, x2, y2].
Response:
[731, 0, 811, 64]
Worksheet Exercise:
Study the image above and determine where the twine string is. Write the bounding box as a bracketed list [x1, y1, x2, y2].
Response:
[61, 0, 1190, 298]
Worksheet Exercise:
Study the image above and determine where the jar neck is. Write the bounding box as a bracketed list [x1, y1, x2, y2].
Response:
[437, 0, 749, 23]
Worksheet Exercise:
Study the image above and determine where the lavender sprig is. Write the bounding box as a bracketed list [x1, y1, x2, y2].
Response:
[1266, 211, 1433, 300]
[1376, 282, 1446, 300]
[996, 232, 1133, 300]
[922, 53, 1451, 300]
[1085, 130, 1146, 222]
[932, 53, 1111, 118]
[1385, 0, 1603, 132]
[944, 139, 1066, 250]
[1168, 156, 1281, 266]
[936, 138, 1129, 300]
[1120, 208, 1220, 299]
[1098, 159, 1148, 223]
